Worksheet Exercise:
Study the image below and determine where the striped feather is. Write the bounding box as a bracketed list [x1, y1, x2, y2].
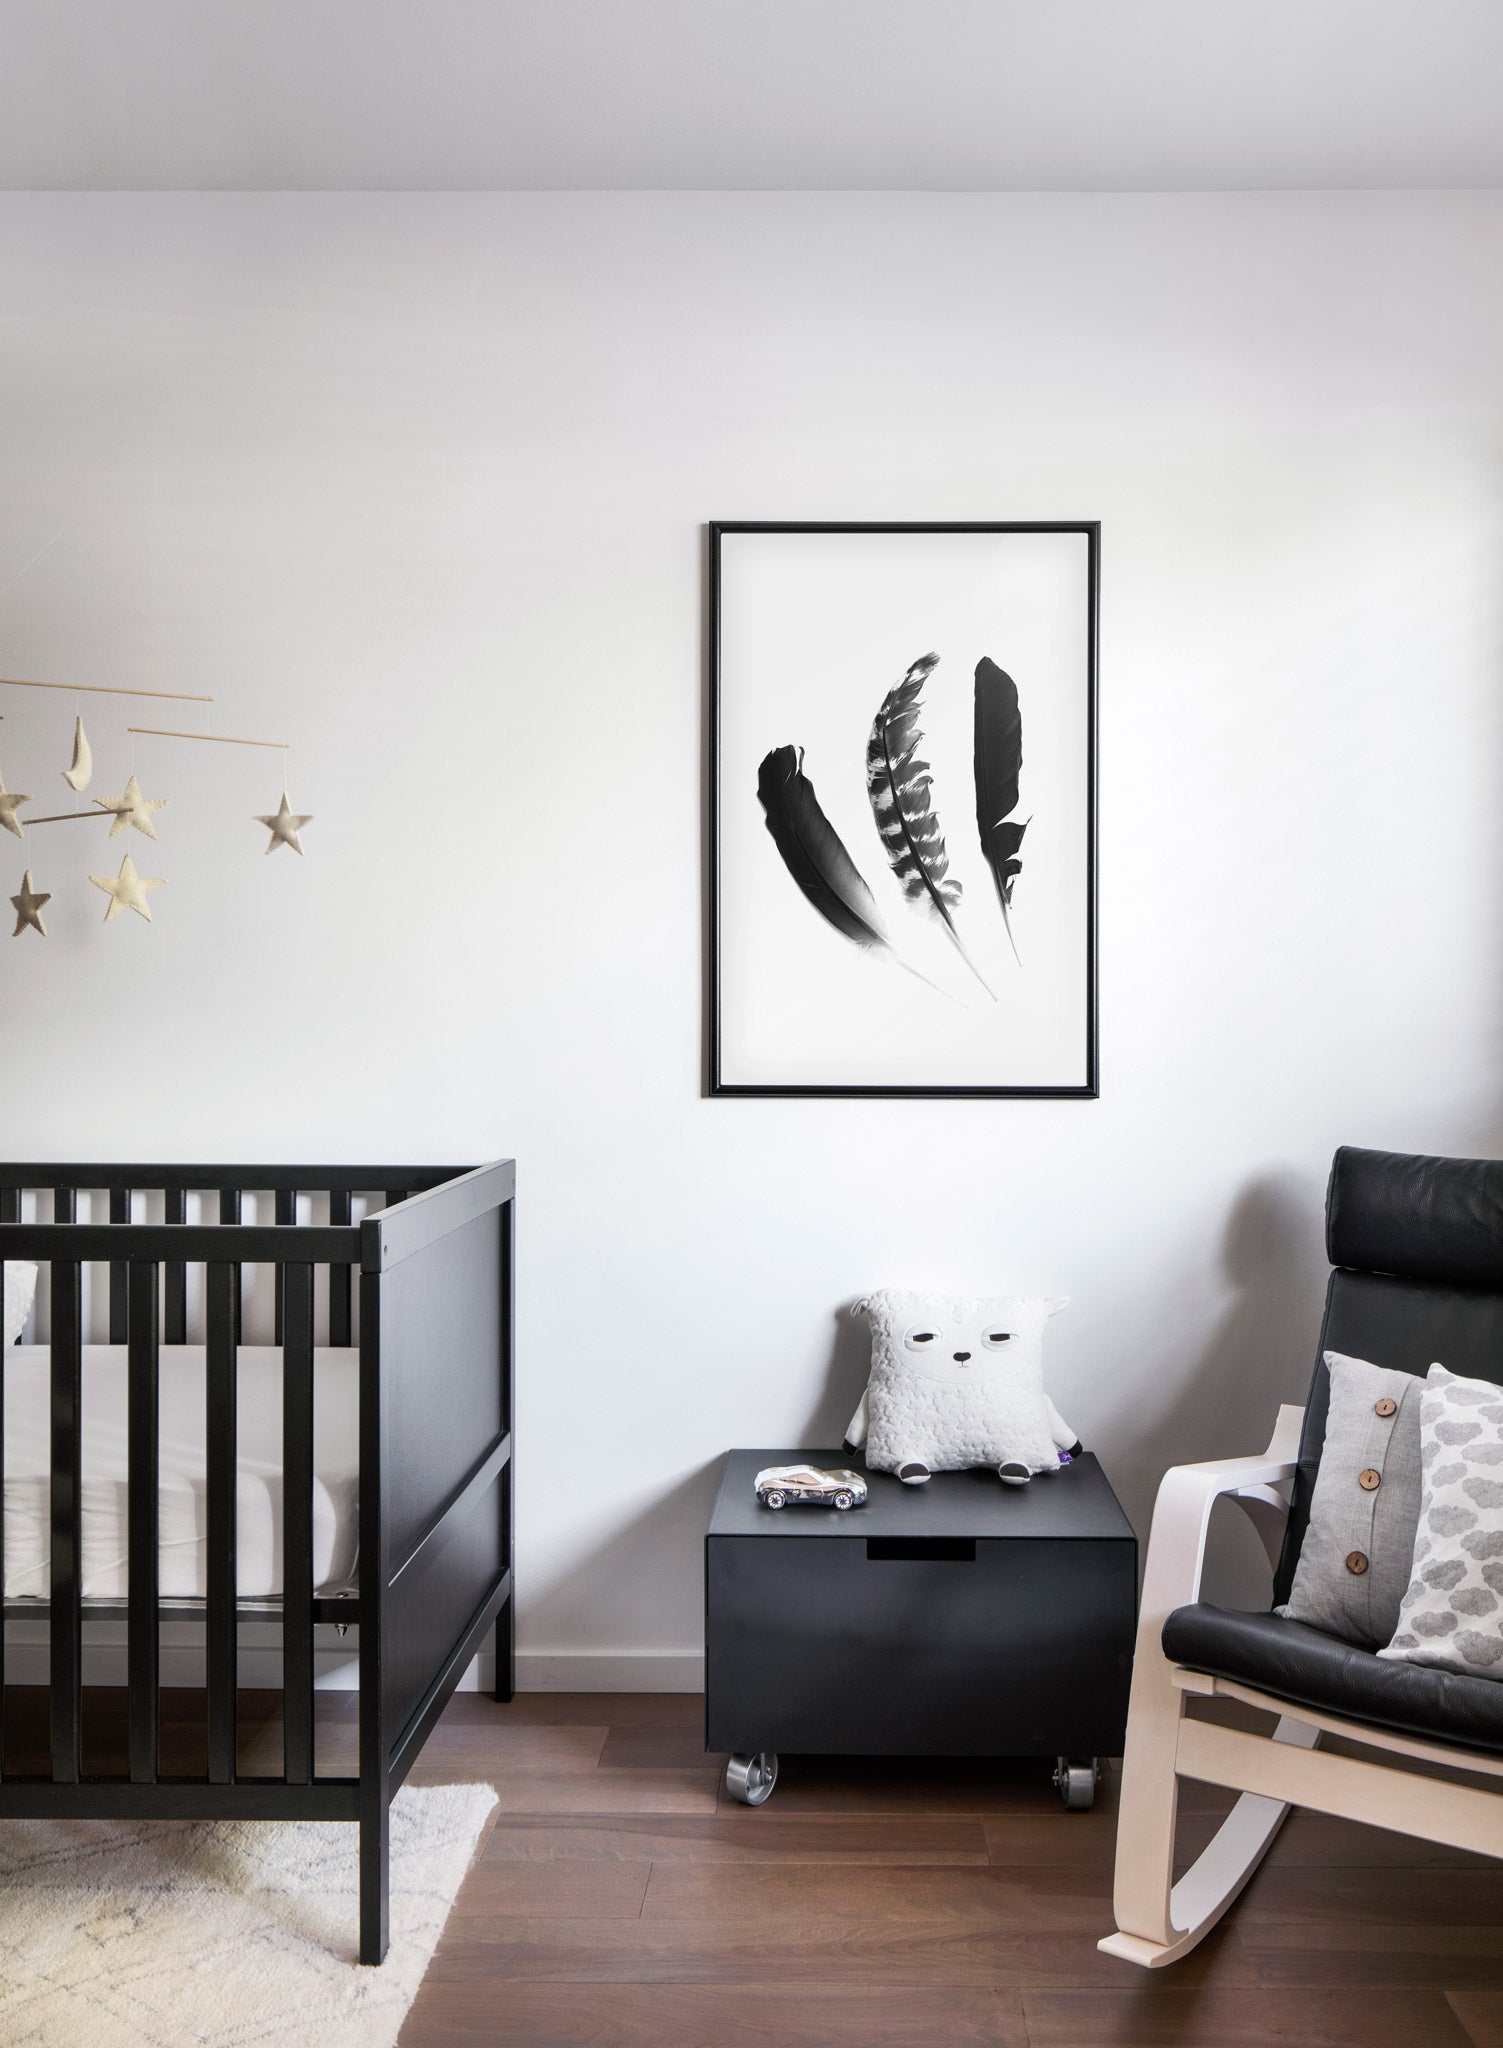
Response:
[866, 656, 994, 999]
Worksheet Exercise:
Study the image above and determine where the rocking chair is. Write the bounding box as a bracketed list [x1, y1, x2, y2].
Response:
[1101, 1144, 1503, 1968]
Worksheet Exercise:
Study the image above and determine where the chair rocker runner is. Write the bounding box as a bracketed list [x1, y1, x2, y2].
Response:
[1101, 1144, 1503, 1968]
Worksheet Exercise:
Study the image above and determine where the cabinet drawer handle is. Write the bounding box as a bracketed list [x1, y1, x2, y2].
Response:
[865, 1538, 976, 1562]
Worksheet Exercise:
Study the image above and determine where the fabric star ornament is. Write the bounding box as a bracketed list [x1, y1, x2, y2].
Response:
[255, 792, 312, 855]
[0, 773, 31, 839]
[93, 773, 168, 840]
[10, 869, 50, 936]
[90, 852, 165, 924]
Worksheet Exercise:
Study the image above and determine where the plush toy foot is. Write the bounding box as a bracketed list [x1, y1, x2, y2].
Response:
[842, 1439, 860, 1455]
[998, 1462, 1031, 1487]
[897, 1462, 931, 1485]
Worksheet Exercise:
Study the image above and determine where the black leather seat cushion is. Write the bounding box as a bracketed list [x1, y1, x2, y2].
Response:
[1163, 1603, 1503, 1757]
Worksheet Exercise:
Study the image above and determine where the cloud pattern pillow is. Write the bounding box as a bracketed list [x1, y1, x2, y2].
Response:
[1379, 1365, 1503, 1683]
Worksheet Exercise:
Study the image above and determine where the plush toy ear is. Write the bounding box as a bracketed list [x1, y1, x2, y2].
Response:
[1046, 1296, 1070, 1317]
[850, 1297, 870, 1318]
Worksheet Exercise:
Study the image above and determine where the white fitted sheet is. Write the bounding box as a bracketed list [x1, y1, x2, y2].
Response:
[3, 1345, 359, 1602]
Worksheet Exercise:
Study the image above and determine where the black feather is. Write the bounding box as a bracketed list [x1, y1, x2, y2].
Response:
[757, 744, 890, 953]
[973, 657, 1028, 963]
[757, 745, 953, 1000]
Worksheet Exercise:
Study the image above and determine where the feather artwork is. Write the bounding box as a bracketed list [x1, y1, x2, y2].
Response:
[757, 745, 949, 997]
[866, 654, 994, 999]
[973, 656, 1028, 963]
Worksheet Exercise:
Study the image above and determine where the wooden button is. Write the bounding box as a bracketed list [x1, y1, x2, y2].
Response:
[1359, 1468, 1381, 1491]
[1346, 1550, 1369, 1575]
[1375, 1398, 1397, 1418]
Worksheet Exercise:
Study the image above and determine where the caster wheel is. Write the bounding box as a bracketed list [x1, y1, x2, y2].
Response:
[724, 1752, 779, 1805]
[1052, 1756, 1100, 1811]
[833, 1490, 854, 1510]
[763, 1490, 786, 1510]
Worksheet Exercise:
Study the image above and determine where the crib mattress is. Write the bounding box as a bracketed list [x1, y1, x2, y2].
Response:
[2, 1345, 359, 1602]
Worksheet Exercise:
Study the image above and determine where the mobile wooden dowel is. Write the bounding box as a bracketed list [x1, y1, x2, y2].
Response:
[24, 811, 116, 826]
[128, 728, 288, 750]
[1, 677, 214, 703]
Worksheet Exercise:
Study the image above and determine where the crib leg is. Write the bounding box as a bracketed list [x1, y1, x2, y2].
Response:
[359, 1796, 390, 1965]
[493, 1594, 515, 1704]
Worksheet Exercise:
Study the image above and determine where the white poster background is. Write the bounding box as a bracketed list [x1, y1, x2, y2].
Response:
[717, 528, 1091, 1089]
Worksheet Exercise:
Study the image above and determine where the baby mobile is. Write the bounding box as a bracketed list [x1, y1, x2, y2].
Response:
[1, 673, 312, 938]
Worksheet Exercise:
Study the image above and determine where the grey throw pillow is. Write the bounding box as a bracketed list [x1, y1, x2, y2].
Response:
[1277, 1350, 1426, 1649]
[1379, 1365, 1503, 1683]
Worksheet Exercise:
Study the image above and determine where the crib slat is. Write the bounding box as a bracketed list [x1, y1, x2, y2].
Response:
[206, 1260, 238, 1784]
[273, 1189, 295, 1343]
[53, 1187, 76, 1224]
[0, 1188, 17, 1224]
[108, 1187, 131, 1343]
[127, 1260, 159, 1784]
[328, 1191, 352, 1346]
[218, 1188, 243, 1347]
[282, 1263, 315, 1785]
[163, 1188, 187, 1341]
[50, 1258, 83, 1784]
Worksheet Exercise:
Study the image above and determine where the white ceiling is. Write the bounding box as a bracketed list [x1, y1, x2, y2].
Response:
[1, 0, 1501, 192]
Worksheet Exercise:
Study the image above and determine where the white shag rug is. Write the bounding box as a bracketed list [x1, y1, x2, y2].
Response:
[0, 1782, 497, 2048]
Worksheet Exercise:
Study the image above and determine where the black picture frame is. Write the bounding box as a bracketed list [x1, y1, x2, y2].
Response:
[708, 521, 1099, 1099]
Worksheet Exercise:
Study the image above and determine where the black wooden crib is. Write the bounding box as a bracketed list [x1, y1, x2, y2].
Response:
[0, 1159, 515, 1964]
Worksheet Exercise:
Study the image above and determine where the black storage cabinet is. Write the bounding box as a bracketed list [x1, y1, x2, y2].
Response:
[706, 1449, 1136, 1797]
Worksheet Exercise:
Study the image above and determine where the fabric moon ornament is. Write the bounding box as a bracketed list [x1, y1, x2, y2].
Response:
[62, 716, 93, 792]
[844, 1288, 1080, 1487]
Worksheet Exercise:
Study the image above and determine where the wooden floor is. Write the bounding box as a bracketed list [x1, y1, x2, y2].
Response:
[394, 1691, 1501, 2048]
[2, 1687, 1497, 2045]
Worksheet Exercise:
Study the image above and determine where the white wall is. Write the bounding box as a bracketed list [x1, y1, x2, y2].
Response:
[0, 192, 1499, 1687]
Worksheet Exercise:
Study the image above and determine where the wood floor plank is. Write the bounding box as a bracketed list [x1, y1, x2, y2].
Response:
[489, 1768, 720, 1816]
[399, 1979, 1028, 2046]
[424, 1917, 1257, 1990]
[1238, 1865, 1503, 1928]
[1244, 1922, 1503, 1988]
[484, 1814, 991, 1864]
[1264, 1809, 1496, 1870]
[1023, 1986, 1475, 2047]
[598, 1727, 717, 1770]
[450, 1860, 652, 1921]
[405, 1722, 609, 1779]
[1448, 1988, 1503, 2047]
[640, 1861, 1119, 1930]
[984, 1813, 1119, 1869]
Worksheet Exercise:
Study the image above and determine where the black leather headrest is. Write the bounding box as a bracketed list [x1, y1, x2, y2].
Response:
[1326, 1145, 1503, 1290]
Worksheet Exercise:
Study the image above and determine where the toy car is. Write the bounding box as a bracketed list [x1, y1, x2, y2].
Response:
[754, 1464, 868, 1511]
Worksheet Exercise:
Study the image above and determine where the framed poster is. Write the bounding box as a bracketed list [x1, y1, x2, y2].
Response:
[710, 522, 1098, 1097]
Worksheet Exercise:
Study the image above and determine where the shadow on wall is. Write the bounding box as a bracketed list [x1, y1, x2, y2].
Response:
[1152, 1168, 1331, 1610]
[800, 1301, 874, 1448]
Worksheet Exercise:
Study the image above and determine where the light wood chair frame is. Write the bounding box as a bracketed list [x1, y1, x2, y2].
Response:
[1100, 1402, 1503, 1968]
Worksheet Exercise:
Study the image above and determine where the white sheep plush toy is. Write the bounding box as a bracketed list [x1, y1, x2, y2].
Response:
[844, 1288, 1081, 1487]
